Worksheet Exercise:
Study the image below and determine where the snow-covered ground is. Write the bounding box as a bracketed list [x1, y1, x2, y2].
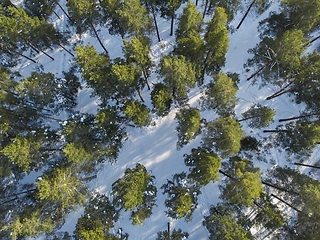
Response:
[12, 0, 319, 239]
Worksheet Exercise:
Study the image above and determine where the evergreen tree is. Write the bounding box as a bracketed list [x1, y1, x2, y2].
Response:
[157, 55, 196, 105]
[202, 0, 241, 23]
[174, 2, 205, 83]
[66, 0, 108, 54]
[123, 100, 151, 128]
[175, 107, 201, 149]
[264, 120, 320, 153]
[111, 163, 157, 226]
[161, 172, 201, 222]
[202, 117, 245, 159]
[150, 83, 173, 116]
[74, 193, 127, 240]
[122, 36, 154, 90]
[239, 103, 275, 129]
[74, 44, 116, 103]
[159, 0, 187, 36]
[200, 72, 238, 117]
[203, 204, 254, 240]
[116, 0, 153, 39]
[156, 228, 189, 240]
[24, 0, 57, 20]
[202, 7, 229, 77]
[219, 156, 264, 207]
[184, 146, 221, 186]
[140, 0, 162, 42]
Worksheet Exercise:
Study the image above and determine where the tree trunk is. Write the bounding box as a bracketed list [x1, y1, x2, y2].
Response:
[167, 222, 170, 239]
[238, 116, 255, 122]
[9, 1, 17, 9]
[53, 0, 72, 22]
[219, 170, 237, 181]
[294, 162, 320, 170]
[203, 0, 208, 19]
[263, 129, 288, 133]
[142, 70, 151, 90]
[196, 0, 198, 6]
[151, 5, 161, 42]
[279, 113, 320, 122]
[23, 38, 54, 60]
[136, 87, 145, 102]
[266, 85, 298, 100]
[170, 10, 174, 36]
[0, 189, 36, 200]
[247, 65, 266, 81]
[261, 180, 299, 195]
[89, 21, 109, 55]
[53, 9, 61, 19]
[5, 46, 37, 63]
[236, 0, 256, 29]
[51, 38, 75, 57]
[307, 34, 320, 45]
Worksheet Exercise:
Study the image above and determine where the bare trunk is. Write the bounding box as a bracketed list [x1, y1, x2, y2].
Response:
[0, 189, 36, 200]
[236, 0, 256, 29]
[51, 38, 75, 57]
[219, 170, 237, 181]
[142, 70, 151, 90]
[263, 129, 287, 133]
[53, 9, 61, 19]
[53, 0, 72, 22]
[203, 0, 208, 19]
[196, 0, 198, 6]
[271, 194, 302, 213]
[170, 11, 174, 36]
[266, 85, 298, 100]
[294, 162, 320, 170]
[247, 65, 266, 81]
[89, 21, 109, 55]
[136, 87, 145, 102]
[261, 180, 299, 195]
[6, 47, 37, 63]
[167, 222, 170, 239]
[151, 6, 161, 42]
[279, 113, 320, 122]
[24, 38, 54, 60]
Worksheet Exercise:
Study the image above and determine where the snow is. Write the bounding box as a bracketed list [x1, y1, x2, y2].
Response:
[9, 0, 318, 239]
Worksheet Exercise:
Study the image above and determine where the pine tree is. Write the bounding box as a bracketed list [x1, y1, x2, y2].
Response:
[219, 156, 264, 207]
[203, 204, 254, 240]
[161, 172, 201, 222]
[123, 100, 151, 128]
[150, 83, 173, 116]
[264, 120, 320, 153]
[239, 103, 275, 129]
[74, 44, 116, 103]
[173, 2, 205, 83]
[184, 146, 221, 186]
[66, 0, 108, 54]
[74, 193, 127, 240]
[140, 0, 161, 42]
[202, 117, 245, 159]
[157, 55, 196, 105]
[122, 36, 154, 90]
[202, 0, 241, 23]
[175, 107, 201, 149]
[200, 72, 238, 117]
[24, 0, 57, 20]
[116, 0, 153, 39]
[202, 7, 229, 77]
[111, 163, 157, 226]
[159, 0, 187, 36]
[156, 228, 189, 240]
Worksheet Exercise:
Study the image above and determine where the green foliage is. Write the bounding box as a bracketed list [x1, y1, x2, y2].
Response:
[74, 193, 125, 240]
[203, 204, 253, 240]
[161, 172, 201, 222]
[272, 120, 320, 153]
[175, 107, 201, 149]
[111, 163, 157, 226]
[184, 146, 221, 186]
[157, 55, 196, 105]
[241, 103, 275, 128]
[123, 100, 151, 127]
[159, 0, 187, 21]
[150, 83, 173, 116]
[203, 0, 242, 23]
[202, 117, 245, 159]
[156, 228, 189, 240]
[219, 156, 264, 207]
[203, 7, 229, 76]
[200, 72, 238, 117]
[240, 136, 262, 152]
[24, 0, 56, 20]
[36, 167, 88, 209]
[116, 0, 153, 38]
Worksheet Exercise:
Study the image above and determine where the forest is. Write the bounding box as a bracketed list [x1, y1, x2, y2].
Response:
[0, 0, 320, 239]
